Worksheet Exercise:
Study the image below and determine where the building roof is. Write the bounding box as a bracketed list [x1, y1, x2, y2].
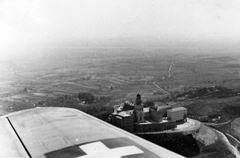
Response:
[157, 105, 171, 110]
[122, 102, 134, 111]
[155, 102, 168, 106]
[125, 110, 134, 113]
[168, 107, 187, 112]
[117, 111, 131, 117]
[116, 116, 123, 119]
[143, 107, 149, 113]
[151, 104, 171, 111]
[166, 102, 179, 108]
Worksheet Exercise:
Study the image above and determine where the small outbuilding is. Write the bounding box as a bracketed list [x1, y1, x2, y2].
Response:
[167, 107, 187, 122]
[111, 111, 133, 132]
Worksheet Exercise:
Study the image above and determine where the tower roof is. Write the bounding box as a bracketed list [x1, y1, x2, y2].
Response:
[136, 94, 141, 99]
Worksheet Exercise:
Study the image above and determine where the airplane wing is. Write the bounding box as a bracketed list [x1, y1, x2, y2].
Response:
[0, 107, 185, 158]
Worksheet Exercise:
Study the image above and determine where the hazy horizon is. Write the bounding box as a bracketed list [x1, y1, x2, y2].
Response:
[1, 0, 240, 56]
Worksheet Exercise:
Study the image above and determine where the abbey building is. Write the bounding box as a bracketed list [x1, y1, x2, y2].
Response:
[109, 94, 187, 133]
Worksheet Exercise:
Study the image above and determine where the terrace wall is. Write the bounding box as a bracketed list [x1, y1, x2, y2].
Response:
[134, 121, 176, 133]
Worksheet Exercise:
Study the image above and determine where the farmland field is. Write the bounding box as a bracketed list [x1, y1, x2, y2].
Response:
[1, 48, 240, 113]
[1, 48, 240, 157]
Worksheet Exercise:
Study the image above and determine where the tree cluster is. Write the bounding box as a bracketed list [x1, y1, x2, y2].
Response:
[36, 93, 113, 121]
[78, 92, 95, 104]
[175, 86, 237, 99]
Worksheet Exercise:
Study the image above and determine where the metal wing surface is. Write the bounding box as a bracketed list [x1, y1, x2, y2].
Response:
[0, 107, 185, 158]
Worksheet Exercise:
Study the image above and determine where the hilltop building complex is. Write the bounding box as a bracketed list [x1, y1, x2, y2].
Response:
[109, 94, 187, 133]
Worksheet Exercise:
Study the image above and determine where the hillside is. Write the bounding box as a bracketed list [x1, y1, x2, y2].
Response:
[1, 50, 240, 157]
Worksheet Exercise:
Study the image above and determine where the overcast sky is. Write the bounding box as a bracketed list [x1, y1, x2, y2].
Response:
[1, 0, 240, 54]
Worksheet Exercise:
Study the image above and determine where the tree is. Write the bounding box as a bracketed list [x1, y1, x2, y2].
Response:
[78, 92, 95, 104]
[144, 101, 155, 107]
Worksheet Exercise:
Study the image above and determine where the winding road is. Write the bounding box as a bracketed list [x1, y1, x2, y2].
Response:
[168, 63, 174, 78]
[226, 133, 240, 145]
[203, 120, 232, 127]
[213, 129, 240, 158]
[134, 118, 201, 135]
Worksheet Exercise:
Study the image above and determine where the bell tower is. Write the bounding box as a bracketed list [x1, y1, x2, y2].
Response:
[134, 94, 144, 123]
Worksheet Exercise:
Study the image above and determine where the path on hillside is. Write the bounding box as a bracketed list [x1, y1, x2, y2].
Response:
[152, 82, 170, 95]
[168, 63, 174, 78]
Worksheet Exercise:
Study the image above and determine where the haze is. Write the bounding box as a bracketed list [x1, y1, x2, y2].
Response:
[1, 0, 240, 57]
